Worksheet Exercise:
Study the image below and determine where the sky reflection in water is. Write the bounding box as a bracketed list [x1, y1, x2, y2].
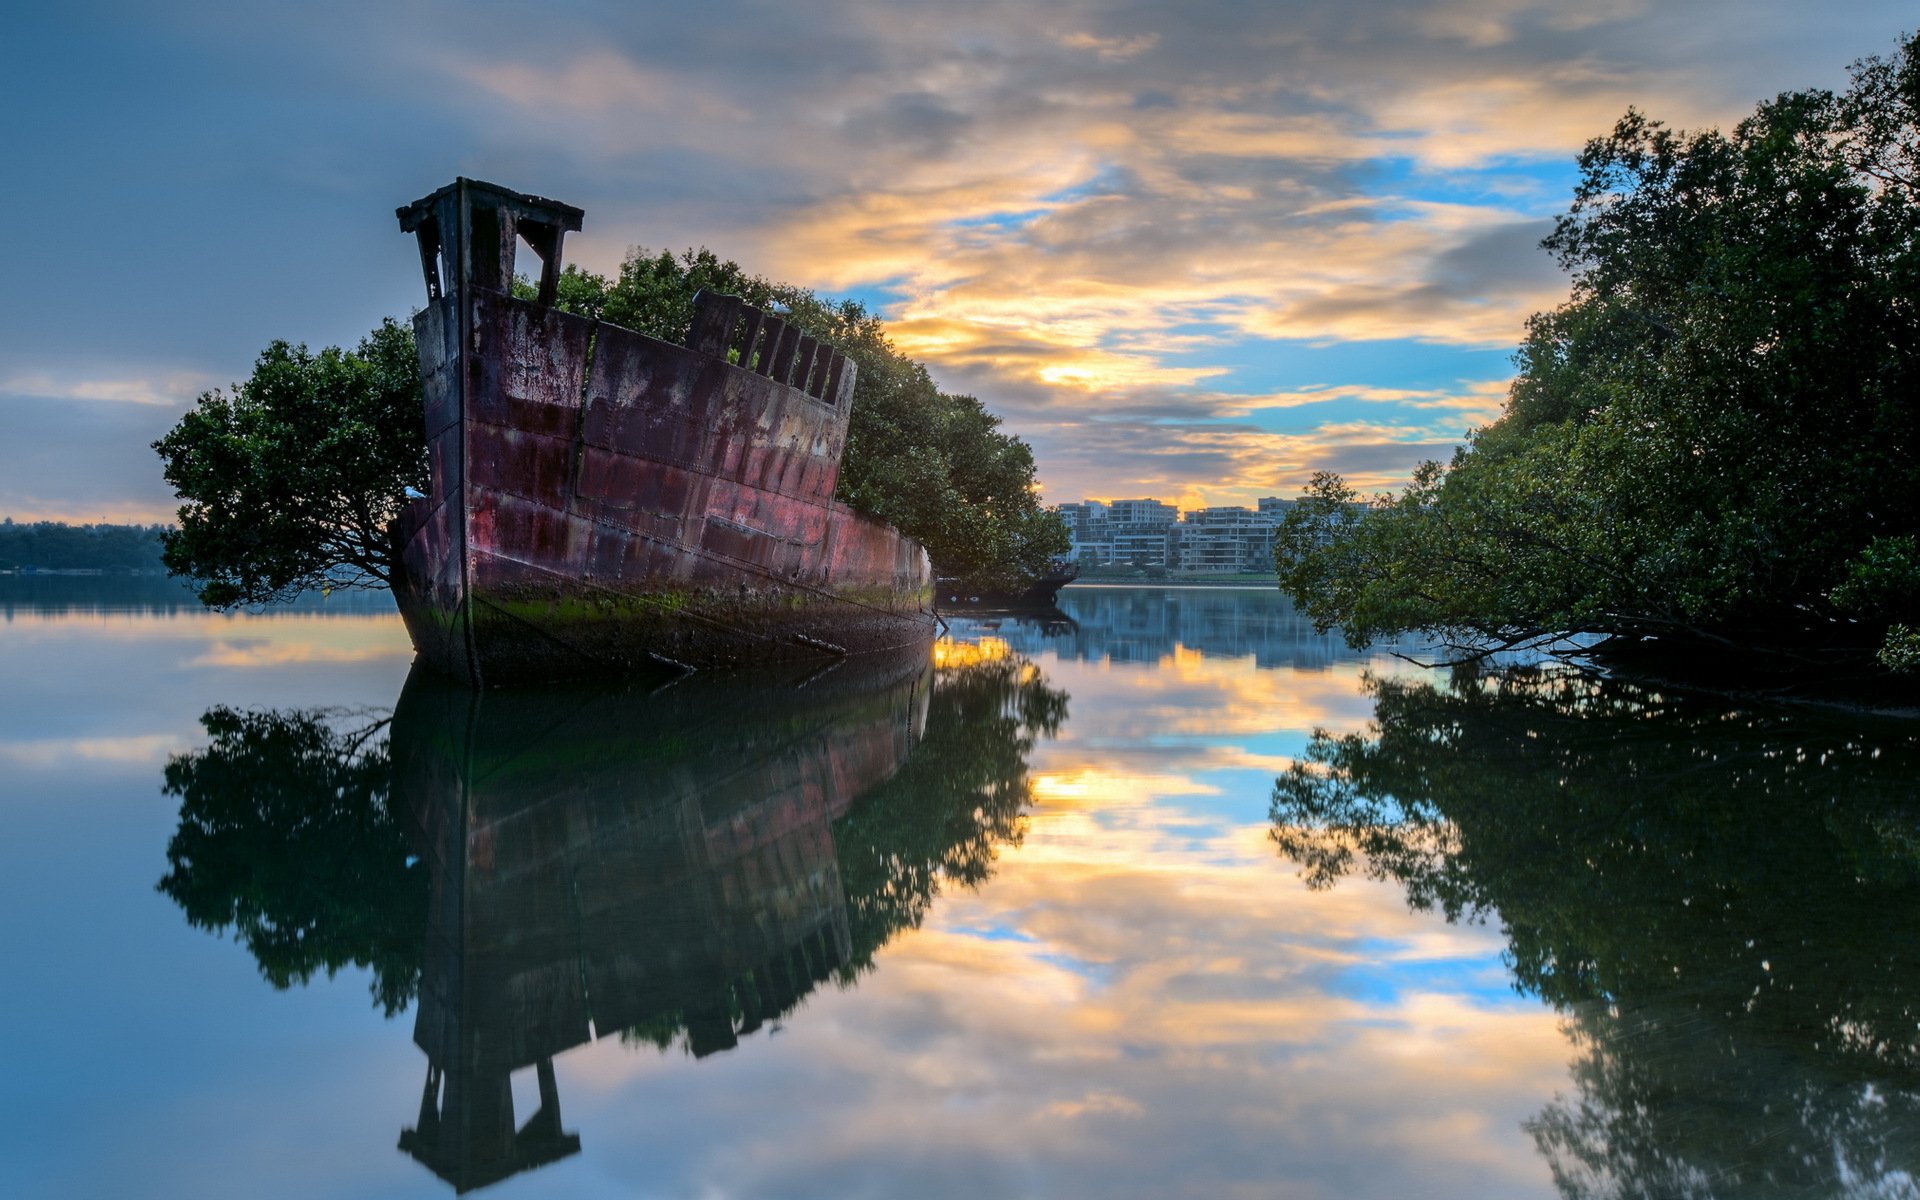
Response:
[1, 580, 1912, 1198]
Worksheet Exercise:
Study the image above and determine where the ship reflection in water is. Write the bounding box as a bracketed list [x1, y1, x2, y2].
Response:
[392, 654, 934, 1191]
[157, 641, 1066, 1193]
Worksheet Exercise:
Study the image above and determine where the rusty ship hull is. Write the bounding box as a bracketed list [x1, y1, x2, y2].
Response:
[393, 179, 935, 687]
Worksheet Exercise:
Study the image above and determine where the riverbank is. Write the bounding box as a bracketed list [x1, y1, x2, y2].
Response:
[1579, 635, 1920, 720]
[1066, 575, 1280, 588]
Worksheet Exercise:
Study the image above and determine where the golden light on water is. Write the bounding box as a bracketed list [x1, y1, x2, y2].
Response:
[932, 634, 1013, 669]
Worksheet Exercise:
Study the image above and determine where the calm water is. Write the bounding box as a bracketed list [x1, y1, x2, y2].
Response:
[2, 580, 1917, 1199]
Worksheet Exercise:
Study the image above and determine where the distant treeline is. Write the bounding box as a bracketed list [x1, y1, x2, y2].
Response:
[0, 521, 170, 573]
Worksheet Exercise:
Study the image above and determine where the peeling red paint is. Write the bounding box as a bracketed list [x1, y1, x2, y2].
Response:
[392, 178, 934, 686]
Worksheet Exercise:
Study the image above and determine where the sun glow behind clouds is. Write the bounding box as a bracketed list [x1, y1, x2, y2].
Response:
[396, 6, 1627, 506]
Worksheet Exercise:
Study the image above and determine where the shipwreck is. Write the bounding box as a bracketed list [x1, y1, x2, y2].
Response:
[393, 178, 935, 687]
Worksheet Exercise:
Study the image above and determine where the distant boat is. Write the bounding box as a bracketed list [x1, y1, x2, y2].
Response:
[391, 178, 935, 687]
[935, 560, 1079, 610]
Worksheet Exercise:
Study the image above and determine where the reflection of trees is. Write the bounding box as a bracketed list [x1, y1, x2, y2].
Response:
[994, 586, 1364, 670]
[158, 650, 1064, 1190]
[835, 649, 1069, 975]
[158, 706, 425, 1015]
[1269, 666, 1920, 1198]
[156, 645, 1065, 1034]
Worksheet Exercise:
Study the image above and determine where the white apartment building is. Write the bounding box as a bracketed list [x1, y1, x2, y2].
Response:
[1063, 497, 1290, 571]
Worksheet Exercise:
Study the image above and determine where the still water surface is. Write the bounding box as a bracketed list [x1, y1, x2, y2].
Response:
[1, 581, 1916, 1199]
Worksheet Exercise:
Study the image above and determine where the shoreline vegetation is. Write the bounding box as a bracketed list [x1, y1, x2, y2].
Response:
[1273, 32, 1920, 699]
[0, 520, 168, 574]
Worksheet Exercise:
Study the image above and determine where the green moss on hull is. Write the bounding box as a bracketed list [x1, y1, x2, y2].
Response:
[398, 575, 934, 685]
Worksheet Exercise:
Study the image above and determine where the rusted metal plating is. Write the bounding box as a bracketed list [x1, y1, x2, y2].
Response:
[388, 178, 932, 686]
[685, 291, 854, 405]
[397, 177, 583, 306]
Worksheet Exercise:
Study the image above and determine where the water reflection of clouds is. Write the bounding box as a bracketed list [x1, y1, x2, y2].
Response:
[546, 797, 1562, 1198]
[0, 610, 412, 679]
[0, 610, 411, 780]
[1032, 766, 1219, 806]
[984, 591, 1437, 797]
[927, 830, 1562, 1188]
[1049, 647, 1386, 741]
[1015, 634, 1423, 835]
[3, 589, 1576, 1197]
[183, 639, 413, 669]
[0, 606, 425, 1200]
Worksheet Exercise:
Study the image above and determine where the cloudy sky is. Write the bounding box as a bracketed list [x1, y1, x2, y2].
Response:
[2, 1, 1911, 521]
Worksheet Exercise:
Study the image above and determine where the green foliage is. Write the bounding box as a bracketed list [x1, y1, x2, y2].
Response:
[0, 520, 167, 573]
[1835, 535, 1920, 672]
[1882, 623, 1920, 673]
[526, 249, 1070, 589]
[1276, 34, 1920, 671]
[153, 319, 425, 607]
[1270, 666, 1920, 1195]
[1832, 534, 1920, 614]
[158, 706, 425, 1015]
